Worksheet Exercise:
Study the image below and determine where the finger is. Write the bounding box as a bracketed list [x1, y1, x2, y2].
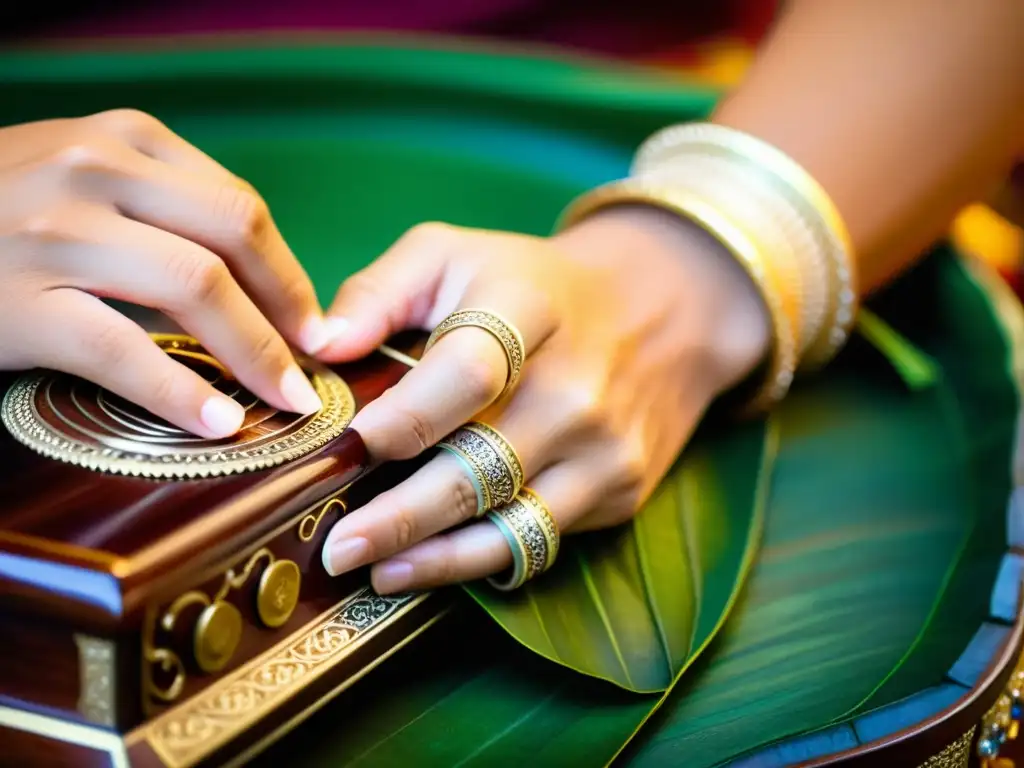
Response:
[86, 109, 236, 181]
[35, 203, 321, 415]
[369, 463, 593, 594]
[318, 222, 457, 362]
[321, 411, 548, 576]
[72, 138, 327, 356]
[350, 283, 557, 462]
[28, 288, 246, 438]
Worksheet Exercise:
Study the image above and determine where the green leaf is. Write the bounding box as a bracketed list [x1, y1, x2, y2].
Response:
[253, 417, 775, 768]
[462, 418, 772, 692]
[618, 249, 1020, 766]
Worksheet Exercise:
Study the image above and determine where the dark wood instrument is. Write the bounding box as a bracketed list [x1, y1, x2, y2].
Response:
[0, 328, 449, 767]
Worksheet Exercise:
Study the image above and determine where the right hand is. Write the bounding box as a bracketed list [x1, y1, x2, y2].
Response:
[0, 109, 342, 438]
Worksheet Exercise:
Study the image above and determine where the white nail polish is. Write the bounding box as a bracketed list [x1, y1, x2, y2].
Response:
[280, 366, 322, 414]
[298, 316, 332, 355]
[200, 396, 244, 437]
[322, 542, 338, 577]
[299, 316, 350, 356]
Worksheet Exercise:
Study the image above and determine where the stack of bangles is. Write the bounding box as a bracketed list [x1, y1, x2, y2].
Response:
[429, 122, 857, 591]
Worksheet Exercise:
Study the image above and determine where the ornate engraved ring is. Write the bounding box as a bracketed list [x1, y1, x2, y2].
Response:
[486, 488, 560, 592]
[437, 422, 523, 517]
[424, 308, 525, 398]
[0, 334, 356, 480]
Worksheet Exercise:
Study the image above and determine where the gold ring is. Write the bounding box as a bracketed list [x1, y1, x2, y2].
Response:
[424, 308, 525, 398]
[437, 422, 523, 516]
[486, 488, 560, 592]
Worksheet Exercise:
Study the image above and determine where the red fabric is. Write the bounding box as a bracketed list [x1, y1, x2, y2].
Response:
[15, 0, 779, 61]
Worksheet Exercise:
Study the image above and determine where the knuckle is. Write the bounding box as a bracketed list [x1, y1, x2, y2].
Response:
[278, 274, 313, 310]
[214, 184, 270, 249]
[242, 331, 281, 372]
[82, 320, 130, 369]
[392, 403, 436, 455]
[168, 251, 231, 306]
[403, 220, 455, 247]
[90, 108, 163, 137]
[392, 508, 417, 552]
[433, 540, 460, 584]
[448, 468, 481, 523]
[454, 350, 504, 404]
[147, 369, 180, 408]
[557, 380, 605, 433]
[49, 140, 117, 174]
[17, 210, 71, 243]
[612, 437, 648, 490]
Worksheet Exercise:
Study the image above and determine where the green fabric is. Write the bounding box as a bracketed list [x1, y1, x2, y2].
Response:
[0, 41, 1018, 766]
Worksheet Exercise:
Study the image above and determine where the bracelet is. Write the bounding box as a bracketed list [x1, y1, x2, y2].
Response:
[639, 155, 827, 367]
[633, 123, 858, 370]
[559, 178, 799, 414]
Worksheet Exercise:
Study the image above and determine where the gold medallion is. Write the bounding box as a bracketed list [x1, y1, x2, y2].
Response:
[193, 600, 243, 674]
[0, 334, 356, 479]
[257, 559, 302, 628]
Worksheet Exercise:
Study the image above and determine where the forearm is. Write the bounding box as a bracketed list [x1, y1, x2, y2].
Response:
[714, 0, 1024, 293]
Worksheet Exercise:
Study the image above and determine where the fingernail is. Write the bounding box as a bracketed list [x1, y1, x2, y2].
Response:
[280, 365, 322, 414]
[374, 561, 414, 593]
[322, 537, 371, 577]
[200, 396, 245, 437]
[299, 315, 349, 355]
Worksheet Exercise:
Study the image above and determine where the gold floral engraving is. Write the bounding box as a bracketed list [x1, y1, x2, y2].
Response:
[74, 635, 116, 727]
[138, 588, 425, 768]
[0, 335, 356, 479]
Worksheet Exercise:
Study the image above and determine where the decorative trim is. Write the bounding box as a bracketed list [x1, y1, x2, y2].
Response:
[132, 588, 429, 768]
[74, 634, 117, 727]
[0, 335, 356, 479]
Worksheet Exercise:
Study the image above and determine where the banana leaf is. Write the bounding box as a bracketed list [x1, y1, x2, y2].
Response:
[461, 416, 772, 692]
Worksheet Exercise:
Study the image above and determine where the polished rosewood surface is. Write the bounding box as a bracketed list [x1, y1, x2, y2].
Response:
[0, 331, 422, 627]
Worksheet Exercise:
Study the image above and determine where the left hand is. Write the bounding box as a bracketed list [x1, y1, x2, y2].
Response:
[317, 205, 771, 594]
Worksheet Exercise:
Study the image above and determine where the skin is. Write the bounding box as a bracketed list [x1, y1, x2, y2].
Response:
[0, 1, 1021, 592]
[0, 109, 336, 437]
[317, 0, 1024, 593]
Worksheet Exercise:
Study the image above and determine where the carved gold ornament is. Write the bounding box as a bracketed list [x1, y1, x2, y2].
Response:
[257, 559, 302, 629]
[0, 334, 355, 479]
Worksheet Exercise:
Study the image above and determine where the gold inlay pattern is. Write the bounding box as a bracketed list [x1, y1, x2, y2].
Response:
[137, 588, 424, 768]
[0, 334, 355, 479]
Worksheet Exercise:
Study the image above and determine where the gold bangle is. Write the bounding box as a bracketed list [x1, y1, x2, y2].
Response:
[559, 178, 798, 414]
[633, 123, 857, 370]
[639, 158, 817, 360]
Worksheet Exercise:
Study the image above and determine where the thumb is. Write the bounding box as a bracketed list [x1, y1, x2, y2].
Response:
[314, 222, 462, 362]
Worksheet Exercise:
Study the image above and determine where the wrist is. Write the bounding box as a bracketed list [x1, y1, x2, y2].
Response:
[553, 205, 772, 395]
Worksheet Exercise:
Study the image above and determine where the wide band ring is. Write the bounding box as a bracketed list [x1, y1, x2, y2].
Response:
[486, 488, 560, 592]
[424, 308, 525, 399]
[437, 422, 524, 517]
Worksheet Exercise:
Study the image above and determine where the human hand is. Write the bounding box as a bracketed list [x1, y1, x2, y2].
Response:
[318, 205, 771, 593]
[0, 110, 339, 438]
